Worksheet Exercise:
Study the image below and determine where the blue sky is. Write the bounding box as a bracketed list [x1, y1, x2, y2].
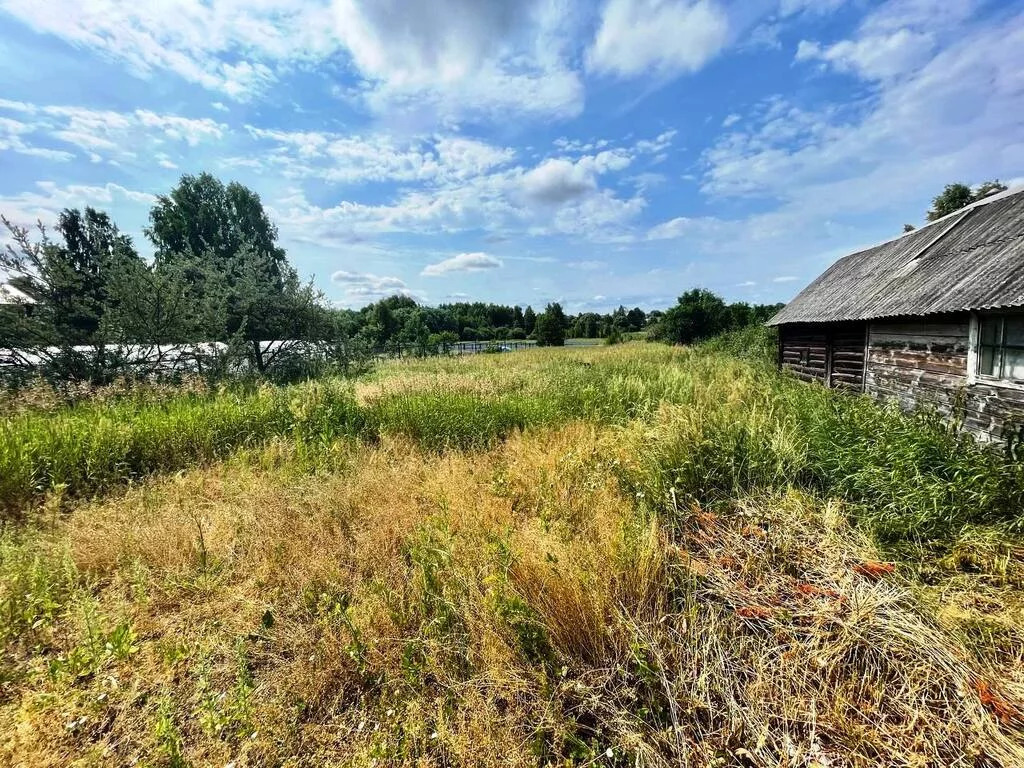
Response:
[1, 0, 1022, 313]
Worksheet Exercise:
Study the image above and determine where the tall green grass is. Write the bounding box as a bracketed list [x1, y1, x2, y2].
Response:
[0, 382, 362, 513]
[3, 343, 1023, 541]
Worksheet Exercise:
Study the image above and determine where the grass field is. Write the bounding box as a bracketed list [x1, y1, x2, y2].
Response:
[2, 342, 1024, 766]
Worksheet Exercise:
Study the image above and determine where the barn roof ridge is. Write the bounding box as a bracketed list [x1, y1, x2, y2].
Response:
[767, 186, 1024, 325]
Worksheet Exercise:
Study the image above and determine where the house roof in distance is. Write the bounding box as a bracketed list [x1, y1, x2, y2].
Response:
[767, 186, 1024, 325]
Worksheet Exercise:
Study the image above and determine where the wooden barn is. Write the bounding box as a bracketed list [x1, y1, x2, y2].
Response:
[767, 187, 1024, 445]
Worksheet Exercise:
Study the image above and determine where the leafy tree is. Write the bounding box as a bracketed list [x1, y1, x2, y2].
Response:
[903, 224, 916, 233]
[512, 305, 524, 329]
[1, 208, 146, 382]
[653, 289, 729, 345]
[535, 302, 567, 347]
[523, 305, 536, 336]
[974, 180, 1008, 200]
[429, 330, 460, 354]
[198, 244, 330, 377]
[148, 173, 286, 277]
[926, 180, 1008, 221]
[626, 307, 646, 331]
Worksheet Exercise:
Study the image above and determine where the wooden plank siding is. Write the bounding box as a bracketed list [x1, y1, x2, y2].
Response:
[862, 313, 1024, 445]
[778, 313, 1024, 444]
[779, 322, 866, 390]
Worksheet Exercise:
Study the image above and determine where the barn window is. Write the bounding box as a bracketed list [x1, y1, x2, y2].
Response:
[977, 315, 1024, 382]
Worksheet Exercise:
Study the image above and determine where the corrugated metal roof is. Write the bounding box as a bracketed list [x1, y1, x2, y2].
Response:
[767, 187, 1024, 325]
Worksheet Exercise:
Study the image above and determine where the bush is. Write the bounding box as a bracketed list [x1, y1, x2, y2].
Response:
[699, 325, 777, 365]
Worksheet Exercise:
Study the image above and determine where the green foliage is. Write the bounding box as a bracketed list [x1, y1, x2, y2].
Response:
[534, 303, 567, 347]
[650, 289, 781, 345]
[148, 172, 285, 273]
[0, 533, 79, 646]
[0, 380, 362, 512]
[699, 325, 778, 365]
[926, 180, 1008, 221]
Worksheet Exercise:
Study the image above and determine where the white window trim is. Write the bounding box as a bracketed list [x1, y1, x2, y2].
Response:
[968, 311, 1024, 392]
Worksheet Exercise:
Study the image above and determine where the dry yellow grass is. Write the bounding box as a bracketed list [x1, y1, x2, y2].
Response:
[3, 414, 1024, 767]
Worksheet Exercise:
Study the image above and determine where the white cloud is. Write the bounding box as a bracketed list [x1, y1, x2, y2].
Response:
[779, 0, 846, 17]
[647, 215, 726, 240]
[569, 260, 608, 270]
[722, 113, 741, 127]
[0, 0, 583, 118]
[703, 10, 1024, 221]
[772, 275, 798, 282]
[635, 130, 677, 154]
[0, 100, 226, 164]
[796, 29, 935, 80]
[0, 0, 334, 100]
[587, 0, 730, 78]
[245, 127, 516, 185]
[0, 182, 156, 255]
[522, 150, 633, 203]
[522, 158, 597, 202]
[331, 270, 410, 300]
[794, 0, 979, 81]
[0, 116, 74, 162]
[422, 252, 503, 276]
[736, 280, 756, 286]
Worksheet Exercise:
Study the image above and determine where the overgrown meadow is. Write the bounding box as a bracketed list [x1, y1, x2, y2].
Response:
[2, 340, 1024, 766]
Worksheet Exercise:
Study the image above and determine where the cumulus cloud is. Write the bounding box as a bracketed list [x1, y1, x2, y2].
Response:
[587, 0, 730, 78]
[330, 270, 413, 300]
[522, 150, 633, 203]
[794, 0, 979, 81]
[422, 252, 503, 276]
[522, 158, 597, 202]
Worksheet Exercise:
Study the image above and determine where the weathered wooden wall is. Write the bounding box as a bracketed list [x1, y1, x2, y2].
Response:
[864, 313, 1024, 445]
[779, 324, 828, 384]
[779, 322, 866, 390]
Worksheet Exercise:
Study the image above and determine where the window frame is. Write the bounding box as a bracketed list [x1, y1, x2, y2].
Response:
[968, 312, 1024, 391]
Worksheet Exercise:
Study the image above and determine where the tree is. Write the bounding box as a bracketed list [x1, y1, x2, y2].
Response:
[200, 244, 330, 377]
[626, 307, 646, 331]
[653, 289, 729, 345]
[534, 302, 567, 347]
[523, 305, 536, 336]
[974, 180, 1008, 200]
[903, 224, 916, 233]
[512, 305, 524, 329]
[926, 180, 1008, 221]
[147, 173, 287, 283]
[1, 208, 145, 382]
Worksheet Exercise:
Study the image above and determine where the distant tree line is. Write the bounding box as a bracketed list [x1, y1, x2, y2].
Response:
[1, 172, 783, 385]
